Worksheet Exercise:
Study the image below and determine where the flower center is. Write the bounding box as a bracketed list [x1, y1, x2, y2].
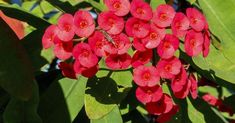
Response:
[160, 13, 168, 21]
[136, 8, 144, 14]
[164, 64, 172, 72]
[163, 41, 171, 49]
[96, 41, 103, 49]
[108, 18, 115, 26]
[133, 23, 140, 31]
[143, 72, 151, 81]
[175, 22, 182, 29]
[113, 2, 121, 9]
[64, 24, 71, 32]
[82, 50, 90, 57]
[79, 21, 88, 29]
[190, 39, 196, 47]
[150, 32, 158, 40]
[146, 89, 152, 95]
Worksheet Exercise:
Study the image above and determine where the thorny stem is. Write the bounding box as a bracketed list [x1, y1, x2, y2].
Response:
[72, 37, 87, 42]
[99, 68, 132, 72]
[152, 49, 157, 66]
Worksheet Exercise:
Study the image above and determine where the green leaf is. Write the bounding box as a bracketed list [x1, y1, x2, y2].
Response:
[0, 4, 50, 29]
[44, 0, 76, 13]
[38, 77, 87, 123]
[84, 0, 107, 11]
[85, 77, 130, 119]
[187, 0, 197, 4]
[22, 1, 44, 18]
[191, 0, 235, 84]
[3, 81, 42, 123]
[150, 0, 165, 9]
[0, 18, 34, 100]
[21, 29, 55, 72]
[91, 106, 123, 123]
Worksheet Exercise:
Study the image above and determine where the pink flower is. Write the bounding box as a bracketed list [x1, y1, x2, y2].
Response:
[152, 4, 176, 28]
[104, 0, 130, 16]
[131, 50, 152, 68]
[157, 34, 179, 59]
[171, 12, 190, 38]
[171, 67, 187, 93]
[88, 31, 108, 57]
[186, 8, 206, 31]
[74, 10, 95, 37]
[146, 94, 174, 115]
[42, 25, 58, 49]
[58, 62, 76, 79]
[184, 29, 204, 57]
[203, 29, 210, 57]
[105, 53, 131, 70]
[73, 59, 99, 78]
[156, 105, 179, 123]
[130, 0, 153, 21]
[189, 74, 198, 99]
[53, 39, 73, 60]
[125, 17, 150, 38]
[73, 43, 98, 68]
[133, 65, 160, 87]
[142, 24, 166, 49]
[57, 14, 75, 41]
[156, 57, 181, 79]
[133, 38, 147, 51]
[98, 11, 124, 35]
[136, 85, 163, 104]
[108, 33, 131, 54]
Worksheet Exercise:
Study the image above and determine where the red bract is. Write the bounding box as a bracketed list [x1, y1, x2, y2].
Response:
[73, 43, 98, 68]
[171, 12, 190, 38]
[125, 17, 150, 38]
[133, 38, 147, 51]
[185, 29, 204, 57]
[131, 50, 152, 68]
[53, 40, 73, 60]
[173, 79, 191, 99]
[58, 62, 77, 79]
[73, 60, 99, 78]
[98, 11, 124, 35]
[146, 94, 174, 115]
[57, 14, 75, 42]
[203, 29, 210, 57]
[171, 67, 187, 93]
[152, 4, 176, 28]
[110, 33, 131, 54]
[88, 31, 108, 57]
[42, 25, 58, 49]
[189, 74, 198, 99]
[130, 0, 152, 21]
[156, 105, 179, 123]
[74, 10, 95, 37]
[186, 8, 206, 31]
[142, 24, 165, 49]
[202, 93, 221, 106]
[104, 0, 130, 16]
[157, 34, 179, 59]
[133, 66, 160, 87]
[156, 57, 181, 79]
[105, 53, 131, 70]
[136, 85, 163, 104]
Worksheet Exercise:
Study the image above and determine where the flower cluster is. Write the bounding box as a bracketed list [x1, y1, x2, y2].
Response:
[42, 0, 211, 122]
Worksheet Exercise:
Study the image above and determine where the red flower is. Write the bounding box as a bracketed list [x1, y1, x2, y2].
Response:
[131, 50, 152, 68]
[74, 10, 95, 37]
[73, 43, 98, 68]
[105, 53, 131, 70]
[109, 33, 131, 55]
[171, 67, 187, 93]
[171, 12, 190, 38]
[73, 60, 99, 78]
[202, 93, 221, 106]
[130, 0, 153, 21]
[42, 25, 58, 49]
[184, 29, 204, 56]
[136, 85, 163, 104]
[156, 57, 181, 79]
[142, 24, 166, 49]
[157, 34, 179, 59]
[133, 38, 147, 51]
[57, 14, 75, 42]
[189, 74, 198, 99]
[152, 4, 176, 28]
[88, 31, 108, 57]
[58, 62, 77, 79]
[156, 105, 179, 123]
[53, 39, 73, 60]
[146, 94, 174, 115]
[203, 29, 210, 57]
[125, 17, 150, 38]
[173, 77, 191, 99]
[133, 65, 160, 87]
[104, 0, 130, 16]
[98, 11, 124, 35]
[186, 8, 206, 31]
